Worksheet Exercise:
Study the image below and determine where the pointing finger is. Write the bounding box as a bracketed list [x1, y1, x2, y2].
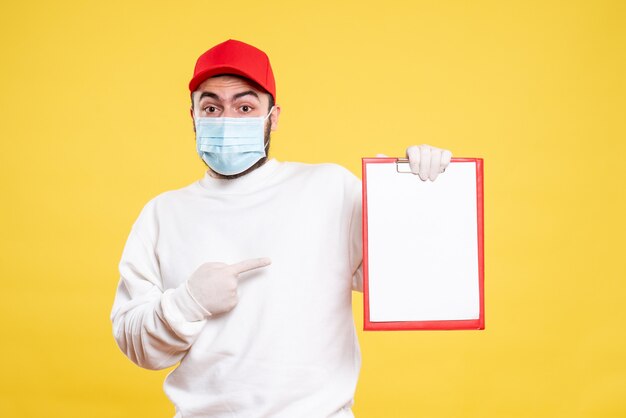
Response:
[229, 257, 272, 275]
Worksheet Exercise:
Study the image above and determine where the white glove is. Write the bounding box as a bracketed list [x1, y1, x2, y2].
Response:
[186, 257, 271, 316]
[406, 144, 453, 181]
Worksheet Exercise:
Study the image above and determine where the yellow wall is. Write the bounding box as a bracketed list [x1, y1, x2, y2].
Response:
[1, 0, 625, 416]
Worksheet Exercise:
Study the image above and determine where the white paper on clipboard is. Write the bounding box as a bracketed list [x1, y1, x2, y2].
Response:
[363, 158, 484, 329]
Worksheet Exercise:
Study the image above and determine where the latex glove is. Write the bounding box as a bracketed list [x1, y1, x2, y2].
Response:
[186, 257, 271, 316]
[406, 144, 453, 181]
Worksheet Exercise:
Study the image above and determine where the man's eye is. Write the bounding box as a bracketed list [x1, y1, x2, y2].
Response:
[204, 106, 217, 113]
[241, 105, 251, 112]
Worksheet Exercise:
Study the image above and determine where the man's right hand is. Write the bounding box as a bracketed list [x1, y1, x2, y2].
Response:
[186, 257, 272, 316]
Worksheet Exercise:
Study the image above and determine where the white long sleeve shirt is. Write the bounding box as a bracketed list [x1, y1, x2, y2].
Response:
[111, 159, 363, 418]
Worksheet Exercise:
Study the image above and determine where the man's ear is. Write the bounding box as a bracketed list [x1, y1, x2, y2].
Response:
[270, 105, 281, 131]
[190, 108, 196, 133]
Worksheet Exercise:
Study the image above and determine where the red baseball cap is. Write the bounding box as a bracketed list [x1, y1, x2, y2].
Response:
[189, 39, 276, 101]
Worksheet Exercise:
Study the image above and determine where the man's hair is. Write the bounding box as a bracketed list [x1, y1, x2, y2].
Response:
[190, 74, 275, 112]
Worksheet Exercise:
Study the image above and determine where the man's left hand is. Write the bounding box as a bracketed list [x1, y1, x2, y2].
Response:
[406, 144, 452, 181]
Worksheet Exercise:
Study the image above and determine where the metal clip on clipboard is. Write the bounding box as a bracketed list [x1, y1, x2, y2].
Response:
[396, 158, 412, 173]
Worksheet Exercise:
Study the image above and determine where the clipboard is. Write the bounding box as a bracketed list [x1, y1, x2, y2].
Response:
[362, 157, 484, 331]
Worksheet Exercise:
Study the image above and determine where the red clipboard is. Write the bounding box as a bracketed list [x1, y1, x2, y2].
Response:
[362, 158, 484, 331]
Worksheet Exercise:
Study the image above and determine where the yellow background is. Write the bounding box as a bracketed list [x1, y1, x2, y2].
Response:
[1, 0, 625, 416]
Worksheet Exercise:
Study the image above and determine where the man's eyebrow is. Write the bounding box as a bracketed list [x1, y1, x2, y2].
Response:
[232, 90, 260, 101]
[198, 91, 220, 101]
[197, 90, 260, 102]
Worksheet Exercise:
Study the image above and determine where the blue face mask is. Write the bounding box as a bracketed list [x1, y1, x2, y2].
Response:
[195, 107, 274, 176]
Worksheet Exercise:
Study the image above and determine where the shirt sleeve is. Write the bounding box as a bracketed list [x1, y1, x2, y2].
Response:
[110, 199, 209, 370]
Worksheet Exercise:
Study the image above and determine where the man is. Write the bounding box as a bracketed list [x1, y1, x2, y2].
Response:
[111, 39, 452, 418]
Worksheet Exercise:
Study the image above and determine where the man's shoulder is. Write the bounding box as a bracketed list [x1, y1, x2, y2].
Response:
[133, 180, 201, 219]
[272, 161, 361, 203]
[279, 161, 359, 182]
[149, 181, 198, 203]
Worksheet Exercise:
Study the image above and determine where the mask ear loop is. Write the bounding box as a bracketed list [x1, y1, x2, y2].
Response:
[263, 106, 276, 149]
[264, 106, 276, 120]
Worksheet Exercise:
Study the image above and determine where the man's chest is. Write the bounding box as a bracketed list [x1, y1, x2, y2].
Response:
[155, 188, 352, 290]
